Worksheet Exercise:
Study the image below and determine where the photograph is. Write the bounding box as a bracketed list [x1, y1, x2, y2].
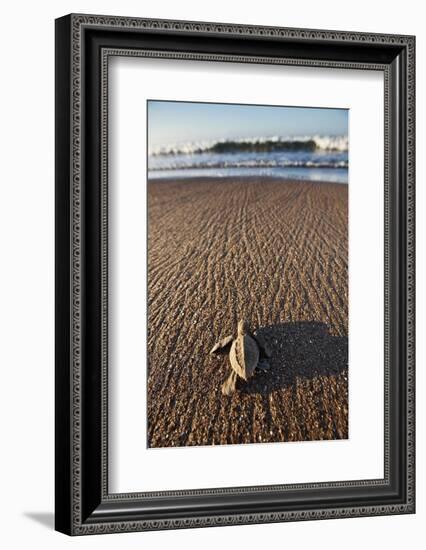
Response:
[147, 100, 349, 448]
[52, 10, 415, 537]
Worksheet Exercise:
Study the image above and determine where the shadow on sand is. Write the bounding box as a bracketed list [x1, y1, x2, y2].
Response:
[239, 321, 348, 395]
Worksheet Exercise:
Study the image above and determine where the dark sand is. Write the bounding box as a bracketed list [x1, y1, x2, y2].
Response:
[147, 177, 348, 447]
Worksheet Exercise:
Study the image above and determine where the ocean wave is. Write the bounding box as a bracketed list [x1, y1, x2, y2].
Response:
[149, 135, 348, 156]
[149, 158, 348, 171]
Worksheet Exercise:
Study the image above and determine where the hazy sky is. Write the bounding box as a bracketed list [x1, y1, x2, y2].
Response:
[148, 100, 348, 146]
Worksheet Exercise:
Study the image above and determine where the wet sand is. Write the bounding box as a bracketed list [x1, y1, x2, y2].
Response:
[147, 177, 348, 447]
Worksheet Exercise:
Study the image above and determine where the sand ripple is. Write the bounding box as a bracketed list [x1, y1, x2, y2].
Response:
[147, 177, 348, 447]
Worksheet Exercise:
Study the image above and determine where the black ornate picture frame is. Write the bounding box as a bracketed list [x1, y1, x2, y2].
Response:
[55, 14, 415, 535]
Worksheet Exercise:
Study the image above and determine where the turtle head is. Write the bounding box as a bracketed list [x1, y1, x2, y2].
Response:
[237, 319, 249, 335]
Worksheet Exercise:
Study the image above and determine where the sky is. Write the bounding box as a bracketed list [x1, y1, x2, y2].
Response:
[148, 100, 348, 147]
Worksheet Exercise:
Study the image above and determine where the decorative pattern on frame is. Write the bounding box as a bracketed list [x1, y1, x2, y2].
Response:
[69, 13, 415, 535]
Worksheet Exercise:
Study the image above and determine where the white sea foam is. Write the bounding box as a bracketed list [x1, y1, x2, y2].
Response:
[149, 159, 349, 171]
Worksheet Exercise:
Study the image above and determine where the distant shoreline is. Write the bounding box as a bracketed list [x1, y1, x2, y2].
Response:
[148, 174, 348, 184]
[148, 171, 349, 184]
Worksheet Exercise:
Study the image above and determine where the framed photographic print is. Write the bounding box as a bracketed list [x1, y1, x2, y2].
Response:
[55, 14, 415, 535]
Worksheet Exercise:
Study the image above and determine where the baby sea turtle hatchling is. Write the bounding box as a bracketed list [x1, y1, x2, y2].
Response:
[210, 320, 272, 395]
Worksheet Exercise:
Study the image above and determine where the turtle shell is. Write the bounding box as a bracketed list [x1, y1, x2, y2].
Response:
[229, 333, 259, 381]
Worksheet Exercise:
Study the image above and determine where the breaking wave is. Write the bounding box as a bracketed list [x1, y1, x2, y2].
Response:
[149, 135, 348, 156]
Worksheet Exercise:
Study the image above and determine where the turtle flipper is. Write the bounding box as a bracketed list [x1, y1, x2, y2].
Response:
[221, 370, 238, 396]
[210, 335, 233, 355]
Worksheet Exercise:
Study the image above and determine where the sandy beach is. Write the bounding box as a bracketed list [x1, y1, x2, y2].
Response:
[147, 177, 348, 448]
